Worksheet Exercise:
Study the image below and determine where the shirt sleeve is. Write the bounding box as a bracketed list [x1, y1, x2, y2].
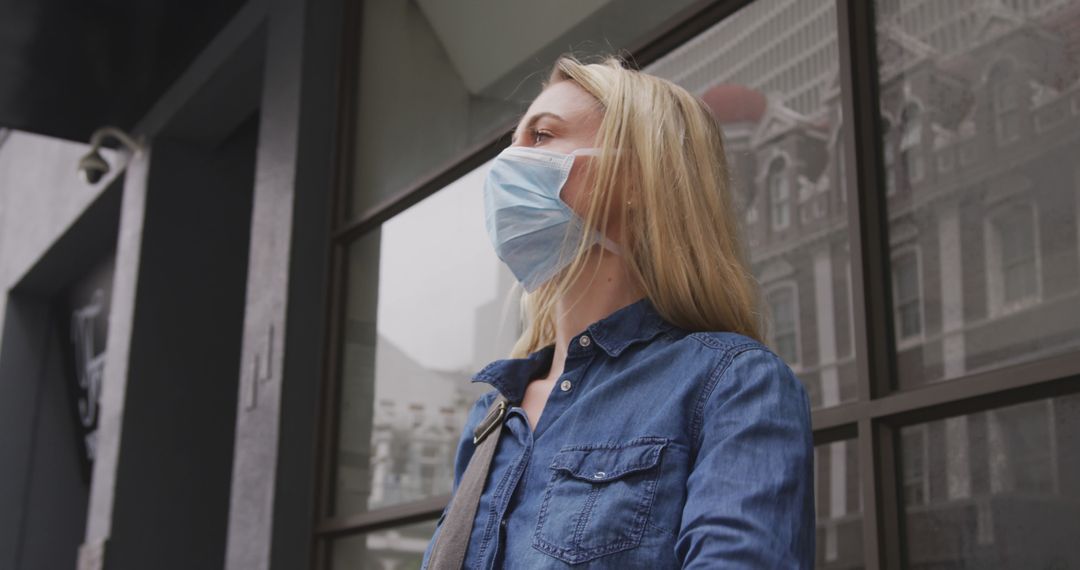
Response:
[675, 347, 816, 569]
[420, 389, 498, 569]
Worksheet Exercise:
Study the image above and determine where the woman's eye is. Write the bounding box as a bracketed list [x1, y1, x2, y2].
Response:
[532, 129, 552, 145]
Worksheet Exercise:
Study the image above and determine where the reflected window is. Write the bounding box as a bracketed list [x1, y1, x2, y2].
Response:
[882, 118, 897, 196]
[334, 162, 519, 517]
[901, 426, 929, 506]
[768, 157, 791, 230]
[331, 519, 437, 570]
[814, 440, 863, 569]
[837, 143, 848, 205]
[937, 148, 955, 173]
[766, 283, 800, 367]
[989, 60, 1024, 145]
[989, 401, 1056, 495]
[986, 202, 1040, 315]
[899, 103, 923, 186]
[892, 248, 922, 342]
[900, 395, 1080, 569]
[876, 0, 1080, 386]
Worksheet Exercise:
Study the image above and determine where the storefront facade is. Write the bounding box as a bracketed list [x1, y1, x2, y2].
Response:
[1, 0, 1078, 569]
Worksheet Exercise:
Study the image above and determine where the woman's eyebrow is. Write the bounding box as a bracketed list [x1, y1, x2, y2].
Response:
[511, 111, 566, 144]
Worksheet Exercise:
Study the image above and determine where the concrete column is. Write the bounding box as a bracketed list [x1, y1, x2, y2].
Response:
[944, 417, 971, 500]
[814, 245, 840, 406]
[224, 0, 344, 568]
[826, 440, 848, 562]
[83, 149, 152, 555]
[938, 201, 972, 504]
[938, 201, 966, 378]
[813, 245, 846, 562]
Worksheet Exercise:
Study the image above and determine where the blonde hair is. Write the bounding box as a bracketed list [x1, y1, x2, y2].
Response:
[509, 54, 763, 358]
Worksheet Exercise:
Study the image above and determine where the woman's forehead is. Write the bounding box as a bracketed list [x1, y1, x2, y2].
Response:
[530, 81, 597, 116]
[514, 82, 601, 138]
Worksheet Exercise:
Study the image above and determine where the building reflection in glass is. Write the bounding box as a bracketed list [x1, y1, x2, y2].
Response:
[335, 164, 521, 517]
[901, 394, 1080, 568]
[331, 519, 438, 570]
[875, 0, 1080, 387]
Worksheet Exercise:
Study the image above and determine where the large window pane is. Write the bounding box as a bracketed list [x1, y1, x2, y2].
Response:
[900, 394, 1080, 569]
[331, 519, 438, 570]
[647, 0, 856, 410]
[349, 0, 701, 218]
[875, 0, 1080, 389]
[815, 440, 864, 569]
[334, 164, 520, 516]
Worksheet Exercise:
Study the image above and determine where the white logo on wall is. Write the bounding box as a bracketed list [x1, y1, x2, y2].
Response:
[71, 288, 106, 462]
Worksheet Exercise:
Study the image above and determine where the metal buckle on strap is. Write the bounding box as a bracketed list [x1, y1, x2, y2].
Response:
[473, 399, 508, 445]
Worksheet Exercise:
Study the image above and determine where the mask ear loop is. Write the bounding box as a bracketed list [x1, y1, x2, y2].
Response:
[568, 147, 628, 256]
[571, 147, 626, 157]
[600, 235, 623, 256]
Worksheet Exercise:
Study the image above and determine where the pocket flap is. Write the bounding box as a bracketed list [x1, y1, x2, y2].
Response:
[549, 438, 668, 483]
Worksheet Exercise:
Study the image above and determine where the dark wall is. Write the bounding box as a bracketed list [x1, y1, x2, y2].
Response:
[0, 181, 124, 570]
[17, 318, 92, 569]
[104, 119, 256, 569]
[0, 297, 91, 569]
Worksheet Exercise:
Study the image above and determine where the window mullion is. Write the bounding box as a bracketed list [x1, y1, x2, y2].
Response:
[836, 0, 901, 568]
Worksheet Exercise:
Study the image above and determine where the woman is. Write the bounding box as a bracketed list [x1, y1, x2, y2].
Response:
[422, 54, 814, 569]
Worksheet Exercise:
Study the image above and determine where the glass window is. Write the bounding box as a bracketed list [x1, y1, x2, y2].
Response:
[988, 202, 1039, 309]
[767, 284, 800, 367]
[347, 0, 702, 219]
[882, 118, 897, 196]
[937, 148, 954, 173]
[333, 163, 521, 517]
[901, 425, 929, 506]
[815, 440, 863, 569]
[892, 248, 922, 342]
[645, 0, 852, 410]
[769, 158, 792, 230]
[876, 0, 1080, 389]
[331, 519, 438, 570]
[318, 0, 1080, 567]
[990, 61, 1024, 145]
[899, 394, 1080, 569]
[838, 143, 848, 204]
[899, 104, 924, 186]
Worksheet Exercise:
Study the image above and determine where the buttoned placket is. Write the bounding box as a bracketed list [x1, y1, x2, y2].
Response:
[529, 331, 596, 439]
[483, 331, 599, 568]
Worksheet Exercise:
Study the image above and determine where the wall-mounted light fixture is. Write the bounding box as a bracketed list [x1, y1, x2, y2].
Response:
[77, 127, 143, 185]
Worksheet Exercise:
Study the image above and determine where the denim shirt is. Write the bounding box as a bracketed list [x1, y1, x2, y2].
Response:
[421, 297, 815, 569]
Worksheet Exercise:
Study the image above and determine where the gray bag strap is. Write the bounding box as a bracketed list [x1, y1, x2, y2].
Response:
[427, 394, 510, 569]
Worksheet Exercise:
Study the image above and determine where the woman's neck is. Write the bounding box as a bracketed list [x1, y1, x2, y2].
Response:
[544, 245, 644, 382]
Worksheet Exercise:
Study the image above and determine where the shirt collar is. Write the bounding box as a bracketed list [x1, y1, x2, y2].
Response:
[470, 296, 674, 402]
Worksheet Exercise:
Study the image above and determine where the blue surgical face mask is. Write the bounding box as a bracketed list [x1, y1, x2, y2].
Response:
[483, 145, 622, 293]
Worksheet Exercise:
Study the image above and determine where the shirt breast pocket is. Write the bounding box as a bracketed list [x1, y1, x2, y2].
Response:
[532, 436, 669, 565]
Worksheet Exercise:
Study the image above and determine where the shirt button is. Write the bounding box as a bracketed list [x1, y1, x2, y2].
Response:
[560, 379, 572, 392]
[500, 518, 508, 529]
[579, 335, 592, 348]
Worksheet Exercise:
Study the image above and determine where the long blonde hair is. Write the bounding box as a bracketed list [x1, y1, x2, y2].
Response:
[509, 54, 763, 358]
